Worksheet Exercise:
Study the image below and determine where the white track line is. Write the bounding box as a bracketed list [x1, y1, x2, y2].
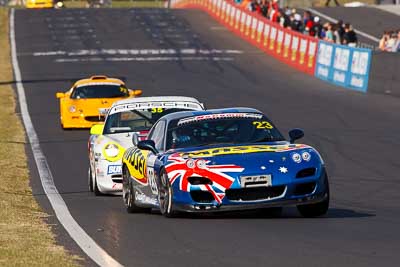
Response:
[55, 56, 234, 62]
[10, 9, 123, 267]
[307, 8, 380, 43]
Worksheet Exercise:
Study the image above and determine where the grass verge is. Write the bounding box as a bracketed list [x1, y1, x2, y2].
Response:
[0, 8, 80, 266]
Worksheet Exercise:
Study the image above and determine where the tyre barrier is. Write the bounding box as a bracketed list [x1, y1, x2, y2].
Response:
[169, 0, 374, 93]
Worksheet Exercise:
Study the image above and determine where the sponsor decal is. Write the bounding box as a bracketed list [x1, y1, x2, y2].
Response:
[135, 191, 158, 206]
[166, 154, 244, 203]
[279, 166, 288, 174]
[109, 101, 203, 115]
[177, 113, 262, 126]
[107, 165, 122, 175]
[123, 148, 149, 183]
[179, 144, 308, 158]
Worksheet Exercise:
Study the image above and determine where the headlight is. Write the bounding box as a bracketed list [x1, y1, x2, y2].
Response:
[69, 105, 76, 113]
[302, 151, 311, 161]
[186, 159, 195, 169]
[292, 153, 302, 163]
[196, 159, 206, 169]
[104, 144, 119, 158]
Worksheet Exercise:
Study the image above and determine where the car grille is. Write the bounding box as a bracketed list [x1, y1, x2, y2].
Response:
[111, 174, 122, 183]
[190, 190, 215, 203]
[85, 116, 105, 122]
[225, 186, 286, 201]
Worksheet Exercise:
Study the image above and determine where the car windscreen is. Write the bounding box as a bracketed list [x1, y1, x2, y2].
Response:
[103, 108, 189, 134]
[70, 83, 128, 99]
[166, 113, 285, 150]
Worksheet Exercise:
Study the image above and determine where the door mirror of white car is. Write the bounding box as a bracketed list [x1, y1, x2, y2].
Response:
[132, 132, 139, 146]
[90, 124, 104, 135]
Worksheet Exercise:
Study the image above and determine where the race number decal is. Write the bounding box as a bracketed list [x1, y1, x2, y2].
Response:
[151, 107, 164, 113]
[147, 154, 158, 194]
[147, 168, 158, 194]
[252, 121, 273, 129]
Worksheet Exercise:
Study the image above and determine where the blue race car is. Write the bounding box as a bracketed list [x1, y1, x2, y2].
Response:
[121, 108, 329, 217]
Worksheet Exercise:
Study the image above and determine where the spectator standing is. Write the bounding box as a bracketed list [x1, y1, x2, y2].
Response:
[336, 20, 345, 44]
[392, 30, 400, 52]
[291, 13, 303, 32]
[312, 16, 323, 38]
[324, 23, 335, 42]
[333, 24, 341, 44]
[386, 31, 397, 51]
[281, 9, 291, 28]
[260, 0, 269, 17]
[342, 23, 357, 46]
[303, 11, 314, 36]
[379, 31, 390, 51]
[325, 0, 340, 6]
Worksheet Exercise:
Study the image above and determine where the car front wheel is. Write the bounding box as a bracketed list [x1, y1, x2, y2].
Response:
[158, 170, 175, 218]
[297, 175, 330, 218]
[88, 167, 94, 192]
[122, 166, 150, 213]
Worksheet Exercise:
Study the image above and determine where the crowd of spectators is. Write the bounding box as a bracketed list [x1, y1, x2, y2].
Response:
[379, 29, 400, 52]
[234, 0, 358, 46]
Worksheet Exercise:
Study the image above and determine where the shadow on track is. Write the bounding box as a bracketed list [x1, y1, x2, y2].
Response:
[157, 207, 375, 219]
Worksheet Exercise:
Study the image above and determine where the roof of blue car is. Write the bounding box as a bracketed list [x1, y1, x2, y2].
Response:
[161, 107, 263, 122]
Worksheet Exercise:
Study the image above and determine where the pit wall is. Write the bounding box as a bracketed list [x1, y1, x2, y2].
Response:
[169, 0, 373, 93]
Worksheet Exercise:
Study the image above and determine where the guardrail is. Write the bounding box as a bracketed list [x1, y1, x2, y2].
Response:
[169, 0, 376, 94]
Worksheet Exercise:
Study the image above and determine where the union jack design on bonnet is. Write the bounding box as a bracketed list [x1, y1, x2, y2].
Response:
[165, 153, 244, 203]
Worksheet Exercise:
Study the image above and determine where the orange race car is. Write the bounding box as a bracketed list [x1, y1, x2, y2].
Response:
[25, 0, 54, 9]
[56, 75, 142, 129]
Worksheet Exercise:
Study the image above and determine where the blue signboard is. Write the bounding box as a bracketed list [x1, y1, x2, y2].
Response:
[315, 41, 372, 92]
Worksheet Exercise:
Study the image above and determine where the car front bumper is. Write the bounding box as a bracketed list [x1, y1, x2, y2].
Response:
[95, 159, 123, 194]
[171, 169, 329, 213]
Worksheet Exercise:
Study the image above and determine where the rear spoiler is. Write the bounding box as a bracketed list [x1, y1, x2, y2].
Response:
[70, 76, 127, 84]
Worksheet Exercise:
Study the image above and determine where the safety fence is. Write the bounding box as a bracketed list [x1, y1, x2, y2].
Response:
[170, 0, 318, 75]
[169, 0, 374, 93]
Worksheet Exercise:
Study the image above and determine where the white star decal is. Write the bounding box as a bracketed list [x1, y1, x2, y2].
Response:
[279, 166, 288, 174]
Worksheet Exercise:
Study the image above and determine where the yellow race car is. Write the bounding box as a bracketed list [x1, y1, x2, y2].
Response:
[56, 75, 142, 129]
[25, 0, 54, 9]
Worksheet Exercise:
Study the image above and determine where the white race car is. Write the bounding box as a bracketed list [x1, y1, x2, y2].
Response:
[88, 96, 205, 195]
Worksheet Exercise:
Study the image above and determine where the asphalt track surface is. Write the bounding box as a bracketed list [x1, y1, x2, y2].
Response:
[15, 8, 400, 267]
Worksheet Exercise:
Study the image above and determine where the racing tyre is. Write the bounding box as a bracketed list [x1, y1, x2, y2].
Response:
[297, 175, 330, 218]
[122, 166, 150, 213]
[88, 168, 94, 192]
[158, 169, 176, 218]
[93, 172, 103, 196]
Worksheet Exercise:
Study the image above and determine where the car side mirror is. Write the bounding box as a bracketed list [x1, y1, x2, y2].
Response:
[137, 140, 158, 154]
[289, 128, 304, 144]
[130, 89, 142, 97]
[56, 92, 65, 98]
[132, 132, 139, 146]
[90, 124, 104, 135]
